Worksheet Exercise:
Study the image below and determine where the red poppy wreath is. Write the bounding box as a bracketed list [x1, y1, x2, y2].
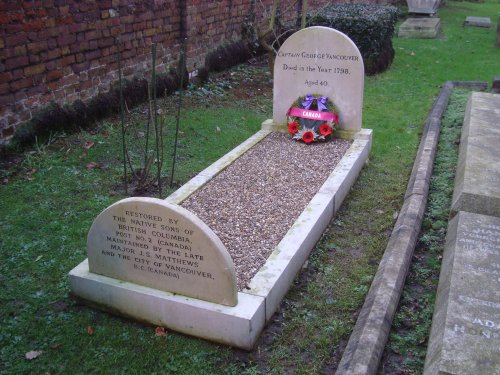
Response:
[287, 95, 339, 144]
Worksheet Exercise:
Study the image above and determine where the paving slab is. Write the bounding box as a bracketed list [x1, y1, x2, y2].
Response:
[451, 92, 500, 217]
[464, 16, 492, 28]
[423, 211, 500, 375]
[398, 18, 441, 38]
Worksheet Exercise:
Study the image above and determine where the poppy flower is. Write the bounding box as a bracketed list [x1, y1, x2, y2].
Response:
[302, 131, 314, 144]
[288, 122, 299, 134]
[319, 123, 332, 136]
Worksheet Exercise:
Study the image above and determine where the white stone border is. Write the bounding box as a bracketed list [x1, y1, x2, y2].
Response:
[69, 128, 372, 349]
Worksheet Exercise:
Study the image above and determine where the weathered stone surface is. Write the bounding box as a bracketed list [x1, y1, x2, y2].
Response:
[272, 26, 364, 133]
[451, 92, 500, 217]
[406, 0, 441, 14]
[398, 18, 441, 38]
[86, 197, 237, 306]
[464, 16, 492, 28]
[424, 211, 500, 375]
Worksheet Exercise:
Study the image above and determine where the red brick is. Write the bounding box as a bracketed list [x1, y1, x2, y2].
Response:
[57, 33, 77, 47]
[85, 49, 101, 60]
[46, 69, 64, 82]
[72, 61, 90, 74]
[29, 54, 41, 64]
[24, 64, 45, 77]
[0, 72, 12, 85]
[27, 41, 48, 54]
[57, 55, 75, 67]
[5, 56, 29, 70]
[0, 83, 9, 95]
[5, 33, 28, 47]
[10, 78, 33, 91]
[23, 19, 46, 32]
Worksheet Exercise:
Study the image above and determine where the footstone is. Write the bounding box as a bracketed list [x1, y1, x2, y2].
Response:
[398, 18, 441, 38]
[423, 211, 500, 375]
[451, 92, 500, 217]
[271, 26, 364, 134]
[464, 16, 492, 28]
[86, 197, 237, 306]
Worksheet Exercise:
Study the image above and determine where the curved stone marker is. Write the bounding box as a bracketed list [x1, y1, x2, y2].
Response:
[87, 197, 237, 306]
[269, 26, 364, 136]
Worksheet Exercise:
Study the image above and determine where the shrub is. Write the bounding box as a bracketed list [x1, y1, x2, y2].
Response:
[307, 4, 401, 75]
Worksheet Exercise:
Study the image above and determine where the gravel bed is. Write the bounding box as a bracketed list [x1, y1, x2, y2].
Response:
[181, 132, 351, 291]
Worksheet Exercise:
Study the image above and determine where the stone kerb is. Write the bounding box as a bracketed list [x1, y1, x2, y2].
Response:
[270, 26, 364, 135]
[87, 197, 237, 306]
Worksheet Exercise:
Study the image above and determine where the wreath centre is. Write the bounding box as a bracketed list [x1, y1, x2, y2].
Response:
[287, 94, 339, 144]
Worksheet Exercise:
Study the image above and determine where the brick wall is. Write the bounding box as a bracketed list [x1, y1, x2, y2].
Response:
[0, 0, 341, 143]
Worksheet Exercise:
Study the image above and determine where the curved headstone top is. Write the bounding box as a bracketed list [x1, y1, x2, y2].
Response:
[273, 26, 364, 133]
[87, 197, 237, 306]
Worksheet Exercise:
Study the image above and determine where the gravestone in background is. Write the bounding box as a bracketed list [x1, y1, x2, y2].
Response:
[406, 0, 441, 14]
[424, 211, 500, 374]
[398, 18, 441, 38]
[87, 197, 237, 306]
[464, 16, 492, 28]
[270, 26, 364, 135]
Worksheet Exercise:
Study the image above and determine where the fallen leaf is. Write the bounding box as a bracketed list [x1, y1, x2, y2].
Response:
[83, 140, 94, 150]
[85, 162, 100, 170]
[35, 255, 43, 262]
[216, 126, 221, 132]
[25, 350, 43, 360]
[87, 325, 94, 335]
[155, 326, 167, 337]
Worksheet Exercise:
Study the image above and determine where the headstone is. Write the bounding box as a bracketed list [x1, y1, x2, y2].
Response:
[406, 0, 441, 15]
[398, 18, 441, 38]
[271, 26, 364, 134]
[464, 16, 492, 28]
[424, 211, 500, 374]
[86, 197, 237, 306]
[451, 92, 500, 217]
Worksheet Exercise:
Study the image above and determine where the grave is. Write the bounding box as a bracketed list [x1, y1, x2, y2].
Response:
[398, 18, 441, 38]
[423, 211, 500, 374]
[464, 16, 492, 28]
[451, 92, 500, 217]
[69, 26, 372, 349]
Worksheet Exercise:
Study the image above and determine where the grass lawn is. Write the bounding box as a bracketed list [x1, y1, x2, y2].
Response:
[1, 1, 500, 374]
